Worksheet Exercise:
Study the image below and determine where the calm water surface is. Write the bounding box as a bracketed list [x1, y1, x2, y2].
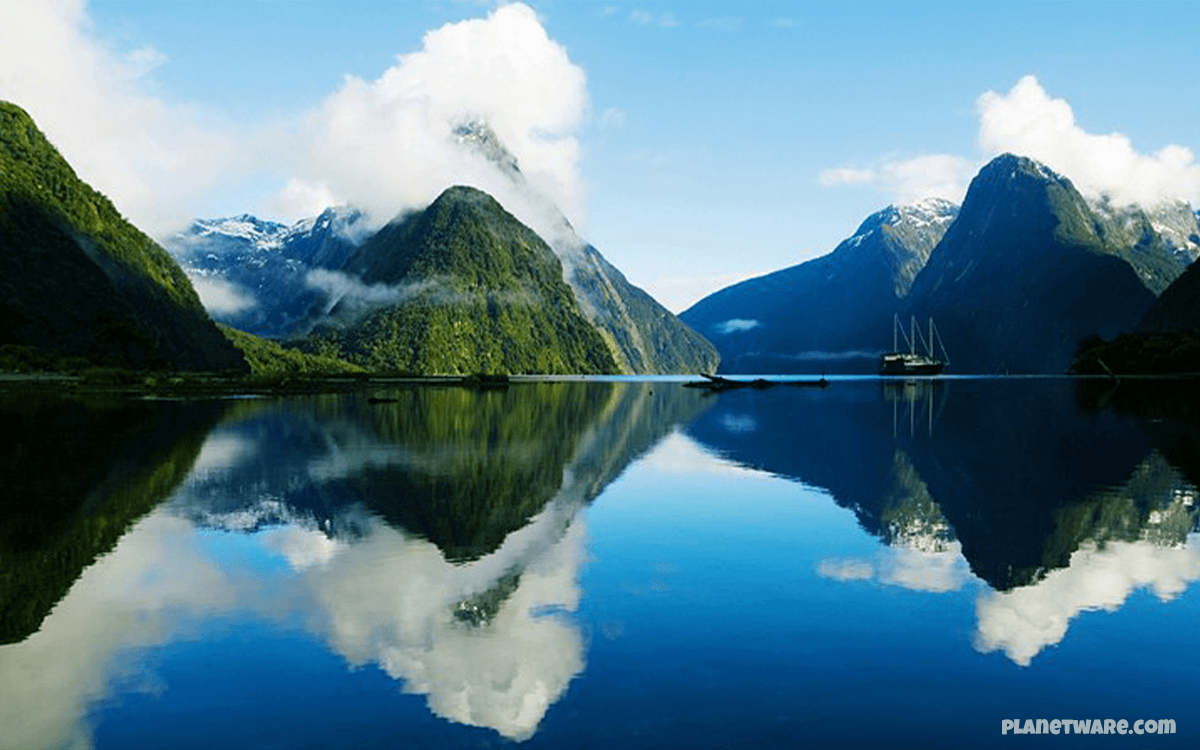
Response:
[1, 378, 1198, 749]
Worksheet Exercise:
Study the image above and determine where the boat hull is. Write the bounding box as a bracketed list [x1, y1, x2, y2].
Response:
[879, 353, 946, 376]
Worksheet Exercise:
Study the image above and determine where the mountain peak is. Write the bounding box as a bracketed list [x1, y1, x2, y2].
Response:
[980, 152, 1066, 184]
[453, 120, 521, 178]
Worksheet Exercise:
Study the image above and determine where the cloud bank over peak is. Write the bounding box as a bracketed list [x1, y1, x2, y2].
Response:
[0, 1, 588, 242]
[977, 75, 1200, 208]
[284, 3, 589, 232]
[821, 75, 1200, 210]
[0, 0, 240, 236]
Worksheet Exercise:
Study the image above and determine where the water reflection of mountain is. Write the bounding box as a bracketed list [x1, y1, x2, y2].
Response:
[0, 394, 226, 644]
[169, 381, 709, 739]
[684, 379, 1198, 591]
[176, 382, 708, 560]
[1, 382, 709, 746]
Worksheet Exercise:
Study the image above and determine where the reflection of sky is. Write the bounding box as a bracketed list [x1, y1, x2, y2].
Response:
[0, 477, 589, 747]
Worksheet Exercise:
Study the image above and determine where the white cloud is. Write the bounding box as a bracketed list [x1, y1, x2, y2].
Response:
[821, 75, 1200, 210]
[630, 9, 679, 28]
[977, 75, 1200, 207]
[599, 106, 628, 131]
[0, 2, 590, 243]
[289, 3, 589, 233]
[875, 154, 975, 205]
[974, 535, 1200, 667]
[185, 273, 257, 315]
[715, 318, 761, 334]
[819, 156, 975, 205]
[0, 0, 241, 236]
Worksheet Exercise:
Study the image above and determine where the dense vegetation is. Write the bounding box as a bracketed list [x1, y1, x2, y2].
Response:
[1071, 254, 1200, 375]
[219, 325, 364, 376]
[305, 186, 619, 375]
[0, 101, 245, 372]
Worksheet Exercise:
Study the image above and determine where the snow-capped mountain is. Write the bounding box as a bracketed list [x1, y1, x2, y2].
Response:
[163, 206, 367, 338]
[1087, 197, 1200, 291]
[679, 196, 959, 373]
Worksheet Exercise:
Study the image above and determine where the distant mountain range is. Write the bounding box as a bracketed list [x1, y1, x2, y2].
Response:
[680, 198, 958, 373]
[165, 208, 365, 338]
[6, 92, 1199, 378]
[683, 152, 1200, 375]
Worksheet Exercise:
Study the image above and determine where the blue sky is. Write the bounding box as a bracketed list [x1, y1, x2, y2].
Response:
[2, 1, 1199, 311]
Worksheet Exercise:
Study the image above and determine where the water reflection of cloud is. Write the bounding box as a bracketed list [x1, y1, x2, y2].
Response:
[817, 541, 973, 594]
[639, 431, 775, 480]
[974, 534, 1200, 667]
[298, 504, 587, 741]
[190, 431, 257, 475]
[0, 512, 239, 750]
[0, 493, 588, 747]
[719, 413, 757, 434]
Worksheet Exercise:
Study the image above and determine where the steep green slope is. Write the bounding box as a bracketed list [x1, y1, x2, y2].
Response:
[454, 120, 718, 374]
[219, 325, 364, 376]
[306, 186, 618, 375]
[0, 101, 245, 372]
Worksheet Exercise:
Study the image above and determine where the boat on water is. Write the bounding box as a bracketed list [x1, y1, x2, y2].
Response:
[880, 315, 949, 376]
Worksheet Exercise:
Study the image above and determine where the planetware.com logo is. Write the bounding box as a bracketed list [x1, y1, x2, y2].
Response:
[1002, 719, 1176, 736]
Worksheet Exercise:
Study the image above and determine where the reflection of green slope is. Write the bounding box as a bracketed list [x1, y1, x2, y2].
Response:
[353, 384, 613, 561]
[1049, 452, 1197, 555]
[0, 395, 225, 644]
[326, 382, 709, 563]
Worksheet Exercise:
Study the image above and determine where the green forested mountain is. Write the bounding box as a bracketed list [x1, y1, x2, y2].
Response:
[305, 186, 619, 375]
[452, 120, 719, 374]
[0, 101, 245, 372]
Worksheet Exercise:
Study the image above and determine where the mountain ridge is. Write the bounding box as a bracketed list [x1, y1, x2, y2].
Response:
[0, 100, 246, 372]
[680, 197, 958, 373]
[303, 185, 620, 375]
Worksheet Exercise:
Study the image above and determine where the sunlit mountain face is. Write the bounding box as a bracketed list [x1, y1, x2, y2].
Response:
[3, 378, 1199, 749]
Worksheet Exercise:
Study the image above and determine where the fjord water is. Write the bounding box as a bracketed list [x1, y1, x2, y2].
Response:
[2, 379, 1198, 749]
